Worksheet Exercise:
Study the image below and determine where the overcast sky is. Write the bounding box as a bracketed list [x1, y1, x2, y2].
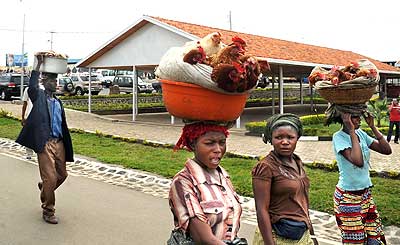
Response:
[1, 0, 399, 67]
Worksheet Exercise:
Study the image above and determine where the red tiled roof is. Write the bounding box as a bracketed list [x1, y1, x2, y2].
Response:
[152, 16, 398, 72]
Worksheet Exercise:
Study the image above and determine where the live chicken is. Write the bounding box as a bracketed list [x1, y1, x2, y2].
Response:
[356, 68, 378, 79]
[308, 60, 378, 86]
[199, 32, 224, 57]
[342, 61, 360, 74]
[211, 62, 245, 92]
[183, 43, 207, 65]
[183, 32, 224, 65]
[308, 72, 327, 86]
[239, 55, 262, 89]
[210, 36, 246, 68]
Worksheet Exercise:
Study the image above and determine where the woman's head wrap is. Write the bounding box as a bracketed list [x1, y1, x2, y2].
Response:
[262, 113, 303, 144]
[174, 122, 229, 151]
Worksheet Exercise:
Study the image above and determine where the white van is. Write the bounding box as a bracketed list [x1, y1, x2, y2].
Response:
[97, 69, 118, 88]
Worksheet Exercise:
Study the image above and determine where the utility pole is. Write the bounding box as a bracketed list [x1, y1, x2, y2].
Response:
[20, 0, 25, 101]
[229, 10, 241, 127]
[228, 11, 232, 30]
[49, 31, 55, 50]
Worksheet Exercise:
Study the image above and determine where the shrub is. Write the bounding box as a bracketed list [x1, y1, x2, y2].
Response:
[363, 127, 389, 137]
[367, 98, 388, 127]
[300, 114, 326, 125]
[303, 127, 330, 136]
[305, 160, 338, 172]
[0, 109, 11, 118]
[95, 130, 105, 137]
[60, 92, 161, 101]
[245, 114, 328, 136]
[245, 121, 266, 135]
[303, 97, 327, 103]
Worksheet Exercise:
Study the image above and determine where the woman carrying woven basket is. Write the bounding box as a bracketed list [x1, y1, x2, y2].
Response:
[167, 122, 247, 245]
[328, 109, 391, 244]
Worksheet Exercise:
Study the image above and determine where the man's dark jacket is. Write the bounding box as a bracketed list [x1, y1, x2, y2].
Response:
[16, 71, 74, 162]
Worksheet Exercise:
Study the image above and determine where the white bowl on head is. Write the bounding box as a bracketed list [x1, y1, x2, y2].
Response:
[33, 56, 67, 74]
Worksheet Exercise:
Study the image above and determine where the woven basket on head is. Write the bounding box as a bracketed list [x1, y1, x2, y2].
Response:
[317, 83, 377, 104]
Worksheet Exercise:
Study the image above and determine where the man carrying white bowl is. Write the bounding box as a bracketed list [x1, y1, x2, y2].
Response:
[16, 53, 74, 224]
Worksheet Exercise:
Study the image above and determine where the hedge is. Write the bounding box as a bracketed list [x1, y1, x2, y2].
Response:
[60, 92, 161, 101]
[245, 114, 390, 138]
[245, 114, 327, 136]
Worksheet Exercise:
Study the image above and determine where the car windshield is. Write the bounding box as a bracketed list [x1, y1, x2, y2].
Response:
[10, 75, 29, 84]
[80, 76, 100, 81]
[59, 78, 72, 85]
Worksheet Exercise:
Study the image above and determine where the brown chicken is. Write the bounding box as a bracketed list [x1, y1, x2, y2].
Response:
[239, 55, 262, 90]
[257, 59, 271, 74]
[342, 61, 360, 74]
[308, 71, 327, 86]
[211, 62, 245, 92]
[326, 66, 342, 86]
[356, 68, 378, 79]
[231, 36, 247, 51]
[183, 43, 207, 65]
[210, 36, 246, 68]
[309, 60, 378, 86]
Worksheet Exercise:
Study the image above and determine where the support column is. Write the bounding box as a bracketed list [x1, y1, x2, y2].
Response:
[132, 66, 137, 121]
[236, 117, 241, 129]
[272, 76, 276, 115]
[382, 77, 387, 99]
[279, 66, 284, 114]
[310, 83, 314, 112]
[20, 12, 26, 101]
[299, 77, 304, 104]
[88, 67, 92, 113]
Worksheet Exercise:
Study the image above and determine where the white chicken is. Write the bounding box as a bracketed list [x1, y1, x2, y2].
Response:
[183, 32, 225, 62]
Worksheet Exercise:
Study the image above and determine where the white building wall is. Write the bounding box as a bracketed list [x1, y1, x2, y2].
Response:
[89, 24, 191, 67]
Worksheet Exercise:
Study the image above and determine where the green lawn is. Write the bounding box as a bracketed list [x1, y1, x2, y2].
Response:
[1, 116, 399, 226]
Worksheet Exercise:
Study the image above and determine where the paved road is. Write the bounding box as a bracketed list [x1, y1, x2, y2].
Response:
[0, 153, 256, 245]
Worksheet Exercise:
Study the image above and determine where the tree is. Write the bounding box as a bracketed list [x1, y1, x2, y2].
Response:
[367, 98, 388, 127]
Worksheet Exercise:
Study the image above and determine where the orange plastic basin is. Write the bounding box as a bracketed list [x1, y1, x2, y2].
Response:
[161, 79, 248, 121]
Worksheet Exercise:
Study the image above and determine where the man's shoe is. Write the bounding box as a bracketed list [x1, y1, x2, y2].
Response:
[42, 214, 58, 224]
[395, 141, 399, 144]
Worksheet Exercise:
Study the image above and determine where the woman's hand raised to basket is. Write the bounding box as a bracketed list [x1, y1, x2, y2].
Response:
[363, 111, 375, 128]
[341, 113, 355, 133]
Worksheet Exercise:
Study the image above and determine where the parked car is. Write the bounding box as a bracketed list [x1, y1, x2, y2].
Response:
[112, 75, 154, 94]
[101, 78, 113, 88]
[90, 71, 113, 88]
[56, 76, 75, 96]
[69, 73, 102, 95]
[0, 73, 29, 100]
[256, 75, 270, 88]
[98, 69, 116, 88]
[143, 78, 162, 93]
